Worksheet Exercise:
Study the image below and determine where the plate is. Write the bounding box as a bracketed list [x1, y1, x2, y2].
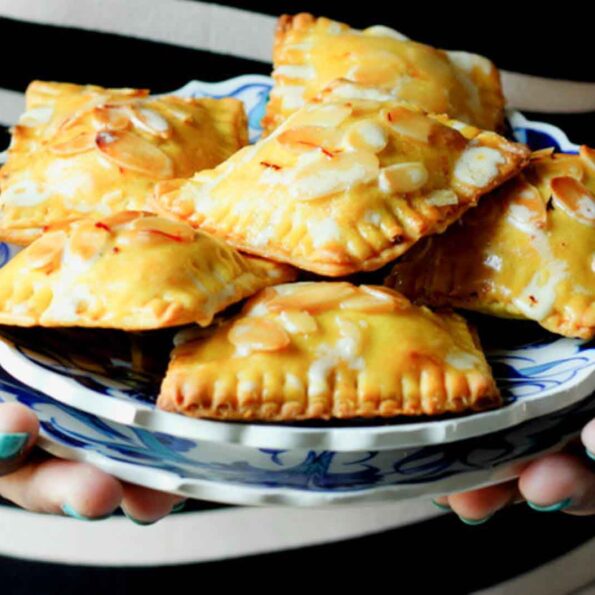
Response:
[0, 76, 592, 453]
[0, 365, 593, 505]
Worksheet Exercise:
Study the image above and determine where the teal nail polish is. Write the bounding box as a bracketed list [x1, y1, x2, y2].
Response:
[0, 432, 28, 460]
[527, 497, 572, 512]
[122, 509, 158, 526]
[172, 501, 187, 513]
[587, 449, 595, 462]
[61, 503, 112, 521]
[458, 513, 494, 526]
[431, 499, 451, 511]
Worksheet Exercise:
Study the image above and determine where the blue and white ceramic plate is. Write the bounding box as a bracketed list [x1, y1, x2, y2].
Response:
[0, 76, 593, 504]
[0, 76, 592, 455]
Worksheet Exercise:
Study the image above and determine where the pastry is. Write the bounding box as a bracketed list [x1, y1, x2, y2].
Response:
[158, 282, 500, 420]
[155, 80, 530, 276]
[262, 13, 505, 134]
[387, 148, 595, 339]
[0, 212, 294, 330]
[0, 81, 248, 244]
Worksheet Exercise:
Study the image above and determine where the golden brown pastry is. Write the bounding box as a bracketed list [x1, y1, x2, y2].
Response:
[387, 148, 595, 339]
[0, 212, 294, 330]
[155, 80, 530, 277]
[0, 81, 248, 244]
[158, 282, 500, 421]
[262, 13, 505, 134]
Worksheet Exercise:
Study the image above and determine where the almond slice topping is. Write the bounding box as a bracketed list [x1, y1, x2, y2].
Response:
[278, 125, 342, 154]
[26, 231, 66, 272]
[131, 216, 195, 242]
[379, 162, 428, 193]
[509, 180, 548, 229]
[92, 105, 131, 131]
[384, 108, 434, 143]
[279, 310, 318, 334]
[344, 120, 388, 153]
[130, 107, 171, 138]
[268, 282, 357, 313]
[49, 131, 97, 156]
[69, 222, 110, 260]
[550, 176, 595, 227]
[96, 130, 174, 178]
[228, 318, 290, 352]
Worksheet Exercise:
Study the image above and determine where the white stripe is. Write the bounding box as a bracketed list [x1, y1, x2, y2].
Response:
[475, 536, 595, 595]
[0, 0, 276, 62]
[0, 501, 441, 566]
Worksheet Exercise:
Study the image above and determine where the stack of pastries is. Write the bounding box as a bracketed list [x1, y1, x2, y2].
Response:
[0, 14, 592, 422]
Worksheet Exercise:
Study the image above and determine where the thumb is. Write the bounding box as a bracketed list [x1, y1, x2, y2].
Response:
[0, 403, 39, 477]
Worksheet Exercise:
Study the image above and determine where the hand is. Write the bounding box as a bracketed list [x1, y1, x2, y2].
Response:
[0, 402, 185, 524]
[432, 419, 595, 524]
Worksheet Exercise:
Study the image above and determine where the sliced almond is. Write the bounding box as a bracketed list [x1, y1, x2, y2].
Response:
[58, 95, 109, 131]
[551, 176, 595, 227]
[425, 188, 459, 207]
[298, 104, 353, 128]
[509, 180, 548, 229]
[279, 310, 318, 334]
[49, 131, 96, 156]
[228, 318, 290, 352]
[268, 283, 357, 313]
[344, 120, 388, 153]
[130, 107, 171, 138]
[92, 105, 131, 131]
[96, 130, 173, 179]
[25, 231, 66, 272]
[292, 150, 379, 201]
[379, 162, 428, 193]
[278, 125, 341, 153]
[131, 215, 195, 242]
[69, 221, 110, 260]
[384, 108, 433, 143]
[580, 145, 595, 174]
[99, 211, 141, 229]
[530, 147, 555, 160]
[537, 155, 584, 181]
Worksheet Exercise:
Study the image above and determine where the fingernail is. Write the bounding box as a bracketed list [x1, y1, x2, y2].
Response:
[586, 449, 595, 462]
[122, 509, 159, 526]
[0, 432, 28, 460]
[527, 498, 572, 512]
[172, 500, 187, 513]
[458, 513, 494, 526]
[61, 503, 112, 521]
[431, 499, 451, 511]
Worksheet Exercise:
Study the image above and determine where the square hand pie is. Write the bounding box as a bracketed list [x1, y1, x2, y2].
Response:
[0, 212, 294, 330]
[387, 148, 595, 339]
[159, 282, 500, 421]
[262, 13, 505, 134]
[155, 81, 530, 276]
[0, 81, 248, 244]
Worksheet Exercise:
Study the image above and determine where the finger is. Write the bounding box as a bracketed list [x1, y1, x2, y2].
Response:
[0, 403, 39, 475]
[581, 419, 595, 458]
[121, 483, 185, 525]
[519, 452, 595, 516]
[431, 496, 451, 511]
[447, 481, 520, 524]
[0, 455, 123, 519]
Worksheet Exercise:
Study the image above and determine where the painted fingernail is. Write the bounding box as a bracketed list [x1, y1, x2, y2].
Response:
[61, 503, 112, 521]
[0, 432, 28, 460]
[527, 497, 572, 512]
[172, 500, 187, 513]
[431, 499, 451, 511]
[122, 509, 159, 526]
[458, 513, 494, 526]
[586, 449, 595, 462]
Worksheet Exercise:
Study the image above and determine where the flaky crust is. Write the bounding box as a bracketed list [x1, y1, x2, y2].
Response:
[0, 212, 294, 330]
[0, 81, 248, 244]
[158, 282, 500, 421]
[262, 13, 505, 134]
[388, 148, 595, 339]
[155, 80, 529, 276]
